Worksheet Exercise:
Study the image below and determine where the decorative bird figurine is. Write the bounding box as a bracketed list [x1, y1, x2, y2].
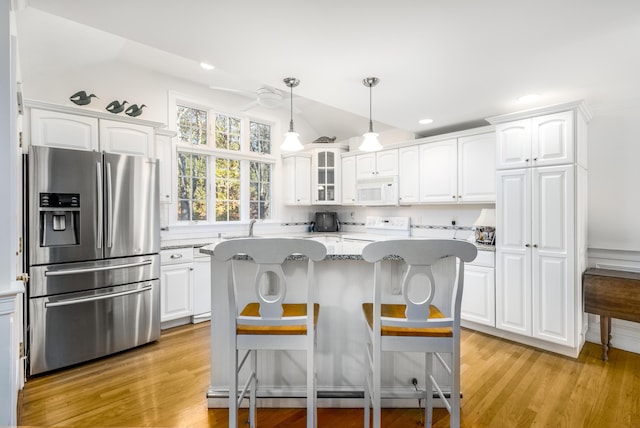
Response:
[69, 91, 98, 106]
[124, 104, 146, 117]
[105, 100, 128, 114]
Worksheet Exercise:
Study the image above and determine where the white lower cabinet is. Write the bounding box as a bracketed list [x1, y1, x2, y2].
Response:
[160, 248, 194, 325]
[461, 250, 495, 327]
[192, 248, 211, 322]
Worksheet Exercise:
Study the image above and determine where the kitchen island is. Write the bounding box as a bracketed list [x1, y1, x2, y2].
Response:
[200, 238, 461, 408]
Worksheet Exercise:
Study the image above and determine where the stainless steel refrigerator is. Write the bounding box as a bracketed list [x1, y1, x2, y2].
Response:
[26, 146, 161, 376]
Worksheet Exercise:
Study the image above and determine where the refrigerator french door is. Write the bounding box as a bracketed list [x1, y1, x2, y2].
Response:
[26, 146, 161, 375]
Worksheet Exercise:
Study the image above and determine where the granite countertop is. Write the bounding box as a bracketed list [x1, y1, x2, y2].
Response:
[162, 233, 495, 254]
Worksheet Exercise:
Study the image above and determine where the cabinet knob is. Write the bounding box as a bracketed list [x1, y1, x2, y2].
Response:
[533, 244, 538, 248]
[458, 195, 462, 198]
[525, 158, 530, 162]
[170, 254, 183, 259]
[452, 195, 456, 199]
[525, 244, 531, 248]
[533, 157, 538, 161]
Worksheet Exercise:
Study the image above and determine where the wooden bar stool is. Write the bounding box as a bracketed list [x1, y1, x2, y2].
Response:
[361, 239, 477, 428]
[213, 238, 327, 428]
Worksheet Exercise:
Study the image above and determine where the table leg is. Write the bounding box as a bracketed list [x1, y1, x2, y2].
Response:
[600, 316, 610, 361]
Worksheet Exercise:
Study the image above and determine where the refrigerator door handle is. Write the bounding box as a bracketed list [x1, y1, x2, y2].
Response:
[106, 162, 113, 248]
[44, 259, 153, 276]
[96, 161, 103, 249]
[44, 284, 153, 308]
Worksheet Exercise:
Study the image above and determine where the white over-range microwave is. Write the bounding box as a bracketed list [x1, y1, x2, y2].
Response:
[355, 175, 399, 206]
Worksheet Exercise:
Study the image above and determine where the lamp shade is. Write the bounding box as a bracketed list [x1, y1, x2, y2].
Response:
[281, 131, 303, 151]
[473, 208, 496, 227]
[359, 132, 382, 152]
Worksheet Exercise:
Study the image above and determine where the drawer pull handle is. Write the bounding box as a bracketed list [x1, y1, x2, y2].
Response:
[170, 254, 183, 259]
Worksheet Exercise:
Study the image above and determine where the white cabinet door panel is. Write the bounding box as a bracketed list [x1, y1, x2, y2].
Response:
[356, 153, 376, 179]
[376, 149, 399, 176]
[461, 264, 495, 326]
[496, 119, 531, 169]
[532, 165, 574, 346]
[496, 250, 532, 335]
[99, 119, 154, 157]
[532, 111, 574, 167]
[283, 155, 311, 205]
[419, 139, 457, 202]
[458, 133, 496, 202]
[398, 146, 420, 204]
[160, 263, 193, 322]
[341, 156, 357, 205]
[30, 109, 99, 151]
[496, 169, 532, 335]
[193, 256, 211, 317]
[533, 254, 571, 344]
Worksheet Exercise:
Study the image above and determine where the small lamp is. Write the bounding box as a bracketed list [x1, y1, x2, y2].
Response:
[473, 208, 496, 245]
[281, 77, 304, 152]
[359, 77, 383, 152]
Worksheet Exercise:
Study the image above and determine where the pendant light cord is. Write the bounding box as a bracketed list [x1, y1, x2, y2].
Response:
[368, 83, 374, 133]
[289, 84, 294, 132]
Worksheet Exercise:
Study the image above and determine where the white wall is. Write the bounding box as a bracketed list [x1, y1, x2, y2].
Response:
[588, 104, 640, 251]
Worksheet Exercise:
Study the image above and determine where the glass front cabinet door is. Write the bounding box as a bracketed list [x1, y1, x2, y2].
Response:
[312, 148, 345, 204]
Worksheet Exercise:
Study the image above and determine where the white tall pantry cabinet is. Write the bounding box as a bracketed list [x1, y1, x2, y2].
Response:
[488, 101, 590, 357]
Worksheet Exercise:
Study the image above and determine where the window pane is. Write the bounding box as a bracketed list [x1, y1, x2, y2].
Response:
[326, 152, 335, 167]
[215, 157, 241, 222]
[177, 152, 207, 221]
[215, 114, 241, 151]
[249, 161, 271, 220]
[177, 105, 207, 145]
[250, 121, 271, 154]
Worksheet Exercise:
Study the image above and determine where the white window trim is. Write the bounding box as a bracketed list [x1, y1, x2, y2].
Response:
[168, 91, 280, 227]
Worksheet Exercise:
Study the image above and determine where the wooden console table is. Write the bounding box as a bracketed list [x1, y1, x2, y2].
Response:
[583, 268, 640, 361]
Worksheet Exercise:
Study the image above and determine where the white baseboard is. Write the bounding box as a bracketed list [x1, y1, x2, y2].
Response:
[586, 248, 640, 355]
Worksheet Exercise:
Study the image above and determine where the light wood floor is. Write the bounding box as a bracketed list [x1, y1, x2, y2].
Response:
[18, 321, 640, 427]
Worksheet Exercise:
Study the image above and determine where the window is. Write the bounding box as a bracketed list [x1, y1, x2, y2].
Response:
[174, 103, 274, 224]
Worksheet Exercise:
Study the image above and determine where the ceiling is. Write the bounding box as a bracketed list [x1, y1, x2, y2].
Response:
[16, 0, 640, 140]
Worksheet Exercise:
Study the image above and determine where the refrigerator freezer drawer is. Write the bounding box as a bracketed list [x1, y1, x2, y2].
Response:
[28, 280, 160, 376]
[28, 254, 159, 298]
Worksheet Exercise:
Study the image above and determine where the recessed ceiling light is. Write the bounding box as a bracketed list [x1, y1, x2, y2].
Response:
[418, 118, 434, 125]
[517, 93, 541, 103]
[200, 62, 215, 70]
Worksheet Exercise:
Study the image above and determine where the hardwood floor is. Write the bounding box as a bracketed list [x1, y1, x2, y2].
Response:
[18, 321, 640, 427]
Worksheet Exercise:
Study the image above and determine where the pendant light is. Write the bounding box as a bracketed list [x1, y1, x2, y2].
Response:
[359, 77, 382, 152]
[280, 77, 304, 151]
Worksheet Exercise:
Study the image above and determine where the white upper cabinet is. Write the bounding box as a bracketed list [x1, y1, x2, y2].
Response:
[496, 111, 574, 170]
[356, 149, 398, 179]
[282, 154, 311, 205]
[312, 149, 343, 205]
[28, 104, 162, 158]
[341, 155, 357, 205]
[419, 139, 458, 202]
[99, 119, 155, 157]
[30, 109, 99, 151]
[398, 145, 420, 204]
[531, 111, 574, 167]
[457, 132, 496, 202]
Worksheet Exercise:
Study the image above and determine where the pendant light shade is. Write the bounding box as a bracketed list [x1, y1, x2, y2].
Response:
[359, 77, 382, 152]
[281, 77, 304, 151]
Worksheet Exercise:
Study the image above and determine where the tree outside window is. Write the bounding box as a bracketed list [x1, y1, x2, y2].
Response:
[250, 162, 271, 219]
[215, 114, 241, 151]
[176, 105, 207, 145]
[250, 121, 271, 154]
[177, 153, 207, 221]
[215, 158, 240, 221]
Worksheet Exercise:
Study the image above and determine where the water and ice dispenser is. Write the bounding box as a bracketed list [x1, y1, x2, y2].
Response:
[39, 192, 80, 247]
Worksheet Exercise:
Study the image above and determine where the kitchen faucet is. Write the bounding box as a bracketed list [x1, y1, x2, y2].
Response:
[248, 219, 257, 237]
